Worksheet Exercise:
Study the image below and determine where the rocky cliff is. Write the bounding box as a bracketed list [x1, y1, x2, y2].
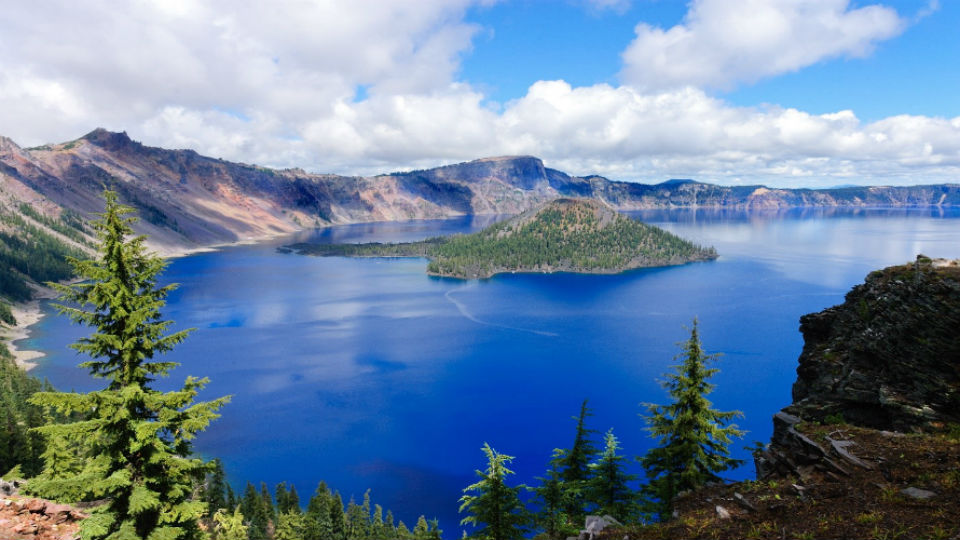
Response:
[2, 129, 960, 258]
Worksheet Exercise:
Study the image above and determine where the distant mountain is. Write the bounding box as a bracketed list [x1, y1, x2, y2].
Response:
[2, 128, 959, 261]
[286, 198, 717, 279]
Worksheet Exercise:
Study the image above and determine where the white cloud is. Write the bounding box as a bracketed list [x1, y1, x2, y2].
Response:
[620, 0, 905, 90]
[0, 0, 957, 188]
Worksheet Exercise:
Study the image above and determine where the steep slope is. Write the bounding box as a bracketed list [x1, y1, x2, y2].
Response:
[2, 129, 959, 261]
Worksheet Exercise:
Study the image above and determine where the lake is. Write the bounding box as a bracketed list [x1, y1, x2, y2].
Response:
[25, 206, 960, 536]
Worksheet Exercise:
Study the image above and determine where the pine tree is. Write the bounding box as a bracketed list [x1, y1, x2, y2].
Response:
[276, 482, 291, 515]
[459, 443, 527, 540]
[639, 319, 744, 517]
[261, 481, 277, 527]
[27, 191, 230, 540]
[587, 429, 636, 521]
[385, 509, 396, 536]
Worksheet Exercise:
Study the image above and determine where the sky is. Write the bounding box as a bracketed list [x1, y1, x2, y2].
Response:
[1, 0, 958, 187]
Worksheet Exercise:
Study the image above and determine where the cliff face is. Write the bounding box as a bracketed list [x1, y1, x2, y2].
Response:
[787, 257, 960, 430]
[2, 129, 960, 256]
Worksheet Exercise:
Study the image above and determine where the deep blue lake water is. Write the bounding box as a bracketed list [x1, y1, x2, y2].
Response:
[25, 207, 960, 536]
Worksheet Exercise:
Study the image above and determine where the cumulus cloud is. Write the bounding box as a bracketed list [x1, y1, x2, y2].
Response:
[0, 0, 957, 187]
[620, 0, 905, 90]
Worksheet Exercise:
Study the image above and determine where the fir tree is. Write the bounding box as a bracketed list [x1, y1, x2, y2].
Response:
[459, 443, 527, 540]
[587, 429, 636, 521]
[261, 481, 277, 527]
[427, 518, 442, 540]
[27, 191, 229, 540]
[639, 320, 745, 516]
[275, 482, 290, 515]
[385, 509, 396, 536]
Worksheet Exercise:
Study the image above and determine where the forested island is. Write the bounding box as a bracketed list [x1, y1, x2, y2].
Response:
[284, 198, 717, 279]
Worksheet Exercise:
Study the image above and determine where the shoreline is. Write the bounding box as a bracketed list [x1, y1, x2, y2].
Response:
[3, 292, 54, 372]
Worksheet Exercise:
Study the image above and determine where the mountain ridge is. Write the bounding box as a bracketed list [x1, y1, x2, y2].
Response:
[2, 128, 959, 258]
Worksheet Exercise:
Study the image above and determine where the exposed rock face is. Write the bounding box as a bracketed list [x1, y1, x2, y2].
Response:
[787, 256, 960, 430]
[757, 256, 960, 479]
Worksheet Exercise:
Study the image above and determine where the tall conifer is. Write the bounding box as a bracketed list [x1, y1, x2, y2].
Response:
[639, 319, 744, 516]
[27, 191, 229, 540]
[459, 443, 527, 540]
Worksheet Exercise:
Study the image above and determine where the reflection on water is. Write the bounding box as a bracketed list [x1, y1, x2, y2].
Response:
[26, 207, 960, 538]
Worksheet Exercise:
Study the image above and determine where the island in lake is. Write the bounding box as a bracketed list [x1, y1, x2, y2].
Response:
[284, 198, 717, 279]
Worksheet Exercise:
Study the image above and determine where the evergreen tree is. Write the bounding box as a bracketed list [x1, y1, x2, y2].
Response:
[557, 399, 598, 516]
[204, 458, 229, 513]
[345, 495, 368, 539]
[226, 484, 238, 511]
[371, 504, 386, 539]
[275, 511, 306, 540]
[531, 449, 575, 540]
[212, 507, 249, 540]
[27, 191, 229, 540]
[385, 509, 396, 536]
[427, 518, 442, 540]
[261, 481, 277, 526]
[287, 484, 300, 514]
[639, 320, 745, 517]
[275, 482, 290, 515]
[330, 491, 347, 540]
[396, 520, 413, 540]
[304, 482, 334, 540]
[587, 429, 636, 521]
[242, 482, 270, 540]
[413, 515, 430, 539]
[459, 443, 527, 540]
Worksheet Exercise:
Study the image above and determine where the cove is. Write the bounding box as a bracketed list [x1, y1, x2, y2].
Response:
[25, 207, 960, 536]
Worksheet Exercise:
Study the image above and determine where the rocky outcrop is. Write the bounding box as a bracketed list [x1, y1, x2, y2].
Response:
[757, 256, 960, 479]
[787, 256, 960, 430]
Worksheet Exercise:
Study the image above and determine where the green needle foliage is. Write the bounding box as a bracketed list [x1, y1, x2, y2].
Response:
[212, 507, 248, 540]
[26, 190, 230, 540]
[559, 400, 598, 514]
[459, 443, 528, 540]
[531, 448, 576, 540]
[587, 429, 637, 522]
[639, 319, 744, 518]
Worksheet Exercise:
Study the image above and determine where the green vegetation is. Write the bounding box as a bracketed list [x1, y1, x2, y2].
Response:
[639, 319, 745, 517]
[0, 204, 87, 301]
[26, 191, 229, 540]
[459, 443, 529, 540]
[286, 198, 717, 279]
[0, 340, 48, 477]
[0, 301, 15, 326]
